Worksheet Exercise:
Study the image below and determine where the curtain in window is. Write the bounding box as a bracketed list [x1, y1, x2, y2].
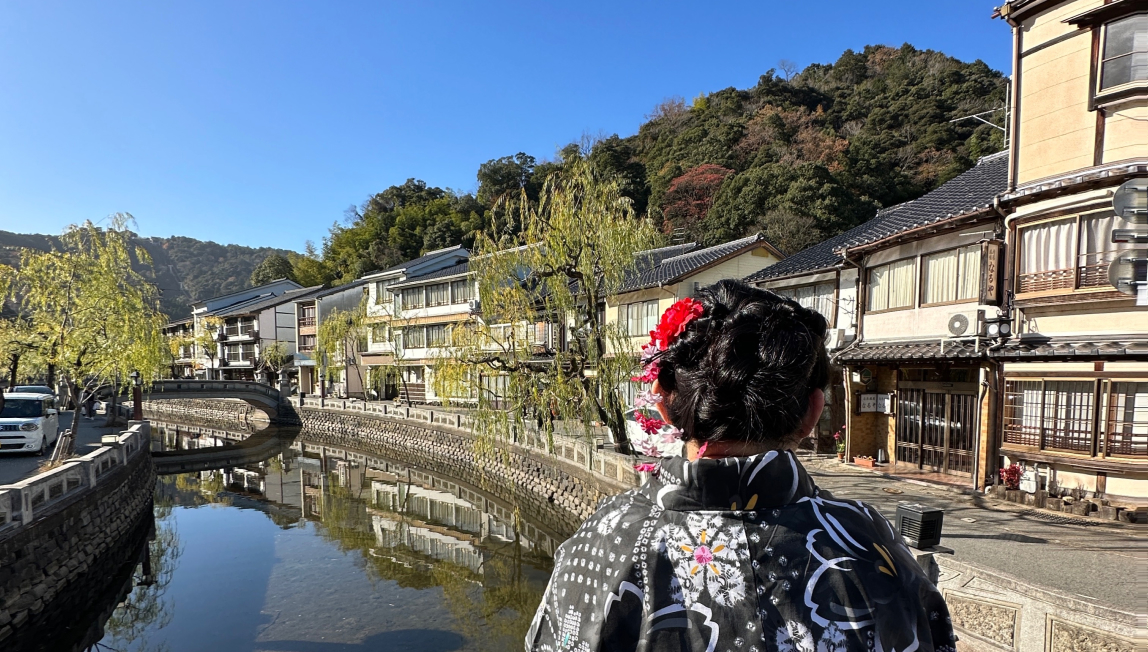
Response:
[644, 301, 659, 336]
[923, 249, 959, 304]
[957, 245, 981, 301]
[451, 279, 473, 303]
[888, 258, 916, 309]
[405, 327, 425, 348]
[427, 283, 449, 306]
[1020, 218, 1075, 274]
[401, 288, 424, 309]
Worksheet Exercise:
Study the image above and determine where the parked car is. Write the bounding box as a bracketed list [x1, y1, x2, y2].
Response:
[0, 393, 61, 456]
[623, 407, 684, 458]
[11, 385, 54, 395]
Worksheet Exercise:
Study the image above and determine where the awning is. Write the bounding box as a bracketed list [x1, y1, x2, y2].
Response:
[992, 337, 1148, 360]
[835, 340, 984, 364]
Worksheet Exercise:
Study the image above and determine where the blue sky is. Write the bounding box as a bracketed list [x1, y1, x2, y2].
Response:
[0, 1, 1011, 251]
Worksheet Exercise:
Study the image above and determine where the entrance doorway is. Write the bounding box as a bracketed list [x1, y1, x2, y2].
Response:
[895, 385, 977, 476]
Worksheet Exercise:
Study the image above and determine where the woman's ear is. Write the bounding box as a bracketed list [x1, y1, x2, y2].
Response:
[795, 389, 825, 440]
[651, 378, 673, 425]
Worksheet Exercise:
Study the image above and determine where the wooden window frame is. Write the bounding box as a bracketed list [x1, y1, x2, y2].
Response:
[1091, 12, 1148, 109]
[919, 244, 983, 308]
[1014, 210, 1132, 299]
[865, 255, 918, 315]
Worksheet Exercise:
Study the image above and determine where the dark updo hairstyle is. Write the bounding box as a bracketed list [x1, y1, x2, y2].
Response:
[656, 279, 829, 447]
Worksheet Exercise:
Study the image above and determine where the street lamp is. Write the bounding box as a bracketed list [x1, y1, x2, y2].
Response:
[130, 370, 143, 422]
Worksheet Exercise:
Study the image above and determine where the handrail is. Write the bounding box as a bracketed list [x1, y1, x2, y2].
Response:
[0, 421, 151, 536]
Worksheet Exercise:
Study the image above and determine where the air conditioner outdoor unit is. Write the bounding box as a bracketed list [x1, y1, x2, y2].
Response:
[946, 310, 985, 337]
[826, 328, 849, 350]
[468, 299, 481, 314]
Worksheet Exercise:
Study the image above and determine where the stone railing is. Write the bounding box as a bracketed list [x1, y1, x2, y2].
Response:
[288, 396, 642, 489]
[0, 422, 151, 533]
[146, 379, 281, 408]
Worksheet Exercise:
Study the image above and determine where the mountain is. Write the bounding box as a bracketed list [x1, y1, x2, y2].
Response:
[0, 230, 293, 320]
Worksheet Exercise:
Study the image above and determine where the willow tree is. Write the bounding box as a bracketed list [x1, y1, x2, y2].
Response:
[7, 216, 167, 448]
[316, 298, 368, 397]
[193, 315, 222, 379]
[435, 155, 662, 453]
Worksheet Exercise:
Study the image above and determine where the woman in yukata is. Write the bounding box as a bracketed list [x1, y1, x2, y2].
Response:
[527, 279, 955, 652]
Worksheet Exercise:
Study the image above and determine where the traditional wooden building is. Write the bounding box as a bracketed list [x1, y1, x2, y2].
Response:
[993, 0, 1147, 501]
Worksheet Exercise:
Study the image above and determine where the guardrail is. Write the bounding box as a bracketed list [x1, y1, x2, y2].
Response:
[147, 380, 281, 404]
[0, 421, 151, 535]
[288, 396, 640, 488]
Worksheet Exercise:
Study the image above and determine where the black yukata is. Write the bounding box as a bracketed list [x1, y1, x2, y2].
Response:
[526, 450, 955, 652]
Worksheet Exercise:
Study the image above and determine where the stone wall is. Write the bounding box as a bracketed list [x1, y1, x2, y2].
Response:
[143, 398, 265, 424]
[296, 407, 627, 535]
[0, 446, 155, 648]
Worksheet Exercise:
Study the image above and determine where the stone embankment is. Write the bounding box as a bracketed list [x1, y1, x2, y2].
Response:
[0, 422, 155, 649]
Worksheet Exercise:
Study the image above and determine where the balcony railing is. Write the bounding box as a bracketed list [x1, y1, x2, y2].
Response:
[298, 316, 316, 328]
[1017, 250, 1130, 295]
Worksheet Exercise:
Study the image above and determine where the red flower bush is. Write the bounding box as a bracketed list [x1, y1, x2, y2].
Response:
[1000, 464, 1022, 490]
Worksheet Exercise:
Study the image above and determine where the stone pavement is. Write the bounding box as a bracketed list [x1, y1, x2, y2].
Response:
[802, 456, 1146, 611]
[0, 411, 118, 485]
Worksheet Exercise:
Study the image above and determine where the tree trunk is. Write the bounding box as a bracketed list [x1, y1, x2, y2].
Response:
[7, 353, 18, 390]
[105, 387, 119, 428]
[46, 363, 56, 389]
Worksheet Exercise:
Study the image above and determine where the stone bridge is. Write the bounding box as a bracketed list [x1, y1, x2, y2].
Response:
[145, 380, 281, 410]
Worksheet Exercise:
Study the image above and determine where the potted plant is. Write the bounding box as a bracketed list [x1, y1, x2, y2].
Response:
[833, 428, 846, 461]
[853, 455, 876, 468]
[1000, 464, 1022, 502]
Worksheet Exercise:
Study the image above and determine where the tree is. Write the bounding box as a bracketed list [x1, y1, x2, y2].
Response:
[477, 153, 539, 208]
[659, 164, 734, 238]
[288, 243, 335, 287]
[316, 299, 367, 398]
[435, 155, 662, 453]
[256, 340, 290, 385]
[249, 253, 296, 286]
[194, 316, 223, 380]
[0, 316, 46, 390]
[6, 215, 167, 451]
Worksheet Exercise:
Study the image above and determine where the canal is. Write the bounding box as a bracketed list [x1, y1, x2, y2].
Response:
[91, 418, 561, 652]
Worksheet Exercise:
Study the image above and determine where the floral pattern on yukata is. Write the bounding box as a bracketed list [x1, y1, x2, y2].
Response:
[525, 450, 956, 652]
[656, 513, 748, 607]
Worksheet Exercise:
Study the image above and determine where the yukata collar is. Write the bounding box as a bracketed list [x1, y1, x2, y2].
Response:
[647, 449, 818, 512]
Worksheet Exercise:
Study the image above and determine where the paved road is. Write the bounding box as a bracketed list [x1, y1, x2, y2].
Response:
[0, 411, 118, 484]
[803, 457, 1146, 611]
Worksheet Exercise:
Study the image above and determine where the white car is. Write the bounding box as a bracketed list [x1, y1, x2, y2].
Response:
[0, 393, 60, 456]
[623, 407, 684, 458]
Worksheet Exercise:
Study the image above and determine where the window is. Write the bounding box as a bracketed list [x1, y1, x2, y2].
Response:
[774, 282, 836, 318]
[1000, 379, 1148, 457]
[401, 288, 424, 310]
[921, 245, 981, 305]
[238, 317, 255, 336]
[427, 283, 450, 306]
[298, 335, 316, 351]
[370, 324, 388, 344]
[1107, 382, 1148, 457]
[298, 304, 316, 328]
[1100, 14, 1148, 91]
[374, 280, 393, 304]
[867, 258, 916, 312]
[404, 326, 426, 348]
[1017, 213, 1135, 294]
[426, 324, 450, 348]
[619, 300, 659, 337]
[451, 279, 473, 303]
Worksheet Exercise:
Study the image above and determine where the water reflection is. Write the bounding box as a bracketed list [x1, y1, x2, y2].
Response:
[94, 419, 559, 652]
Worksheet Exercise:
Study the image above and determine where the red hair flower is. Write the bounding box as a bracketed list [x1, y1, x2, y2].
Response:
[651, 298, 704, 350]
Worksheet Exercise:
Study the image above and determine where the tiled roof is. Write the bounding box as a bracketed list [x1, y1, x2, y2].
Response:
[378, 245, 468, 274]
[835, 340, 984, 363]
[390, 261, 471, 288]
[991, 336, 1148, 359]
[745, 151, 1009, 283]
[310, 277, 372, 299]
[212, 285, 325, 317]
[620, 233, 778, 293]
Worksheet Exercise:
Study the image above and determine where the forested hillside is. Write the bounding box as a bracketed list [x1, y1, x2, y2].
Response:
[308, 44, 1005, 284]
[0, 230, 291, 320]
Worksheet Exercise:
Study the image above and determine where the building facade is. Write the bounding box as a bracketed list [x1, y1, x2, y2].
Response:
[994, 0, 1147, 501]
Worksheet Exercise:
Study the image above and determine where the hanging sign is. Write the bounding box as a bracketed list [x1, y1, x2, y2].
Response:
[980, 240, 1004, 306]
